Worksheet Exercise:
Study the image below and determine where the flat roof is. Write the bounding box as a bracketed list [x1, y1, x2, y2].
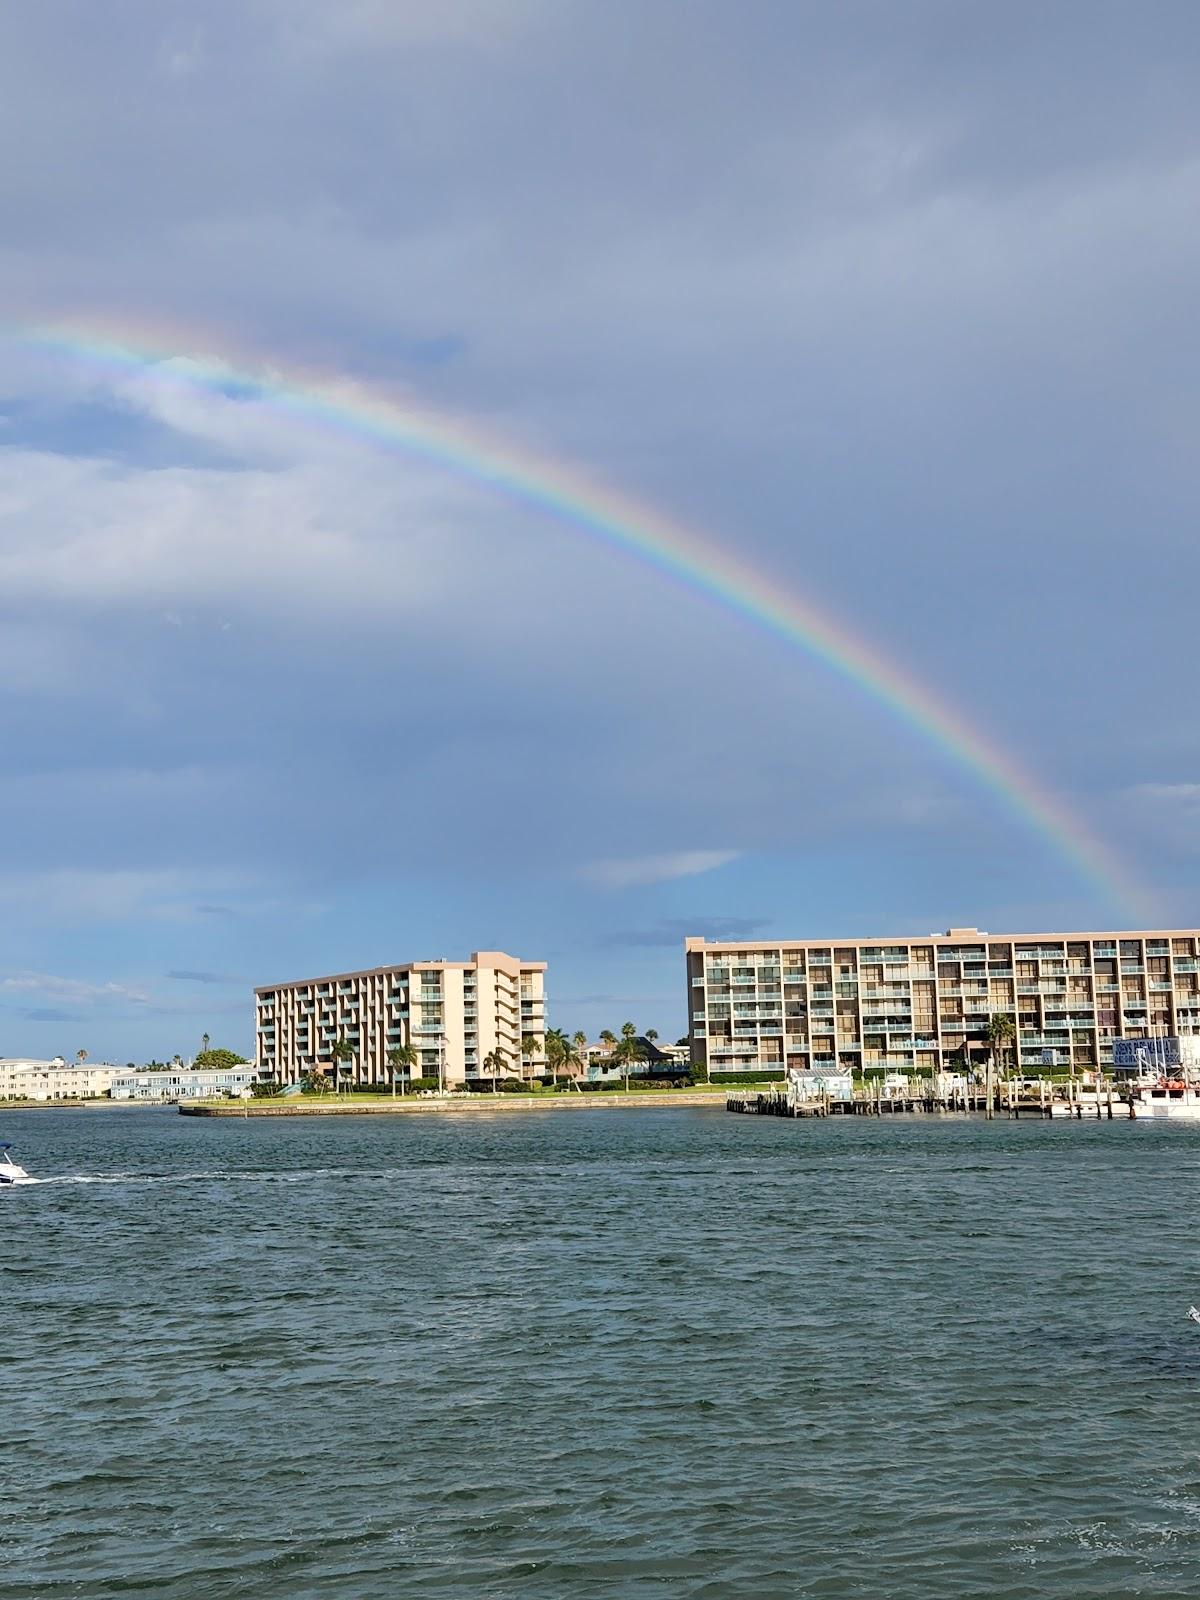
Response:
[255, 951, 546, 995]
[685, 927, 1200, 951]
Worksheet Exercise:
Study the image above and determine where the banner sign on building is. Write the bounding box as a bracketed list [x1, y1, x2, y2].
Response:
[1112, 1036, 1184, 1070]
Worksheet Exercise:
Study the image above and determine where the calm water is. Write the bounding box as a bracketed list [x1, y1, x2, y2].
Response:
[4, 1106, 1200, 1599]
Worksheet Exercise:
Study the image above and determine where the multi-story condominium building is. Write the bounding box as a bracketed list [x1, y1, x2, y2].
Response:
[685, 927, 1200, 1077]
[256, 950, 546, 1088]
[0, 1057, 122, 1101]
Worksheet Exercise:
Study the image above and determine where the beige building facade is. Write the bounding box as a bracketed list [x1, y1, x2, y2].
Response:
[0, 1058, 122, 1100]
[256, 950, 546, 1087]
[685, 927, 1200, 1076]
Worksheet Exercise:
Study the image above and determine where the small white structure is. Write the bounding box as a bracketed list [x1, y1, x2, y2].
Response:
[110, 1067, 255, 1102]
[786, 1068, 852, 1108]
[932, 1071, 969, 1100]
[0, 1057, 123, 1101]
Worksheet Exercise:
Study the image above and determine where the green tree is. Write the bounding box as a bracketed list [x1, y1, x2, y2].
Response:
[521, 1032, 542, 1081]
[987, 1013, 1016, 1080]
[544, 1027, 569, 1088]
[387, 1044, 418, 1098]
[570, 1030, 588, 1089]
[645, 1028, 659, 1042]
[329, 1037, 354, 1095]
[482, 1047, 512, 1090]
[194, 1047, 249, 1071]
[613, 1023, 642, 1089]
[302, 1064, 327, 1095]
[201, 1032, 210, 1055]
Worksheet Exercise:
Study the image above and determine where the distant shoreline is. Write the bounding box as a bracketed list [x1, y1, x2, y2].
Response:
[180, 1090, 728, 1116]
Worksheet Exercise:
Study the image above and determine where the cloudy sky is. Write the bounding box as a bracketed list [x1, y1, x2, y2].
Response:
[1, 1, 1198, 1061]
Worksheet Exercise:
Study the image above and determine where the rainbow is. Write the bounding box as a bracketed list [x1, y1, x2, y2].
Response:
[5, 320, 1152, 918]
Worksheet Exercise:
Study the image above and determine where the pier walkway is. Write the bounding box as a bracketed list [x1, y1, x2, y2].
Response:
[726, 1082, 1131, 1120]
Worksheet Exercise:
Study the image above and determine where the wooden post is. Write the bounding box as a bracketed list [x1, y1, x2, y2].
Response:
[985, 1053, 994, 1120]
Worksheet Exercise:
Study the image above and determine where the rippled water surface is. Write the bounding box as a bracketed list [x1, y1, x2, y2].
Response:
[5, 1105, 1200, 1598]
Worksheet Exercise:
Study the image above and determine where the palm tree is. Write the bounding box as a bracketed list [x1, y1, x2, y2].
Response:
[201, 1032, 210, 1055]
[646, 1029, 659, 1042]
[329, 1037, 354, 1095]
[614, 1023, 641, 1090]
[521, 1032, 542, 1082]
[570, 1030, 588, 1090]
[544, 1027, 569, 1088]
[599, 1029, 616, 1047]
[482, 1047, 512, 1090]
[76, 1048, 88, 1067]
[987, 1013, 1016, 1082]
[387, 1044, 417, 1098]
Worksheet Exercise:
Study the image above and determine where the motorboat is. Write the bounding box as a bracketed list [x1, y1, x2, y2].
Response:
[0, 1142, 30, 1184]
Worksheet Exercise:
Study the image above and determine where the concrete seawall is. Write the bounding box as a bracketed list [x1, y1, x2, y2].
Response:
[180, 1091, 728, 1117]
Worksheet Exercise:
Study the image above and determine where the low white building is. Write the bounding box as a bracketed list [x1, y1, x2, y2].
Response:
[0, 1057, 123, 1101]
[109, 1067, 256, 1101]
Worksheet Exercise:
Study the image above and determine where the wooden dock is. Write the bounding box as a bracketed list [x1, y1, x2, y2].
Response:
[726, 1081, 1132, 1120]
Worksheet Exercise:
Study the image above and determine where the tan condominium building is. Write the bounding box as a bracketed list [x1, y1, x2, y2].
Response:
[256, 950, 546, 1088]
[686, 927, 1200, 1077]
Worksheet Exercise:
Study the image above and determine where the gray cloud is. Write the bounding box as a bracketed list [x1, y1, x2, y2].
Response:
[0, 1, 1194, 1055]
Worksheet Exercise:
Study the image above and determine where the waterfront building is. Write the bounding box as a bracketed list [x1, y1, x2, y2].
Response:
[685, 927, 1200, 1077]
[583, 1035, 690, 1081]
[0, 1057, 123, 1100]
[255, 950, 547, 1088]
[110, 1066, 256, 1101]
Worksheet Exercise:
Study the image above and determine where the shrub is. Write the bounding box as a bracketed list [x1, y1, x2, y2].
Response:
[708, 1069, 786, 1085]
[410, 1076, 440, 1093]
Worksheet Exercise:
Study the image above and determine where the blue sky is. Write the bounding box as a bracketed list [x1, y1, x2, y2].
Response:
[1, 0, 1199, 1061]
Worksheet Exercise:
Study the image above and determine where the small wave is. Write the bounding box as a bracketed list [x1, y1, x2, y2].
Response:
[4, 1167, 380, 1187]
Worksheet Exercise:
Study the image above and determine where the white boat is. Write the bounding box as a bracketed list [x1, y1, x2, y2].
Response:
[0, 1142, 30, 1183]
[1128, 1083, 1200, 1120]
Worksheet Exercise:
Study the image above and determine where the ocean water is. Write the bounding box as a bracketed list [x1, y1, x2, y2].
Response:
[4, 1105, 1200, 1599]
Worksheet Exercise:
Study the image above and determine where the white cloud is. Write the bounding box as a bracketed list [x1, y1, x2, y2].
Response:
[581, 849, 741, 890]
[0, 972, 150, 1006]
[0, 359, 511, 623]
